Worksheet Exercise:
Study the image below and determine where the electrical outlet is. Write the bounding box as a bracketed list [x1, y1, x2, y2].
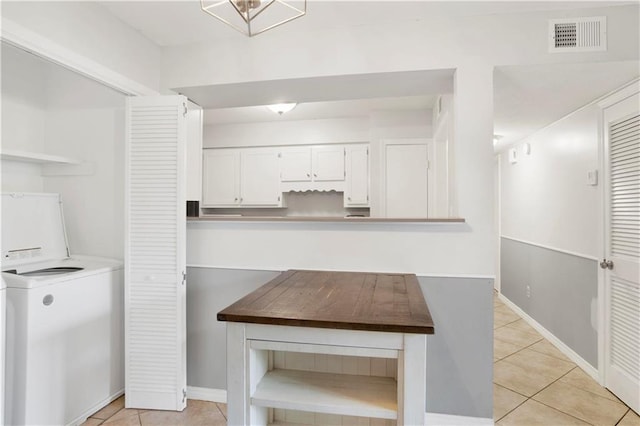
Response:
[526, 285, 531, 298]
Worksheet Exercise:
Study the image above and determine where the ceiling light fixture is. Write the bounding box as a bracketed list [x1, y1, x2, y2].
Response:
[267, 103, 297, 115]
[493, 135, 503, 146]
[201, 0, 306, 37]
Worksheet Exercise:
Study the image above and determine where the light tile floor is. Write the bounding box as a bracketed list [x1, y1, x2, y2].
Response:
[84, 293, 640, 425]
[493, 291, 639, 426]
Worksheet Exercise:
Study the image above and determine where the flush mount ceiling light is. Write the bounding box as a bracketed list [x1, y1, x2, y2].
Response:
[267, 103, 297, 115]
[201, 0, 306, 37]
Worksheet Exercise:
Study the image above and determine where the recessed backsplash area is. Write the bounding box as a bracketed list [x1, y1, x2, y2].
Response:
[202, 190, 370, 218]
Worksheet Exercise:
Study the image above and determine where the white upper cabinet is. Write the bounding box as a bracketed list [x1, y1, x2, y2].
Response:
[202, 149, 240, 206]
[280, 147, 312, 182]
[280, 145, 345, 192]
[311, 146, 345, 181]
[202, 148, 283, 208]
[344, 144, 369, 207]
[240, 148, 282, 206]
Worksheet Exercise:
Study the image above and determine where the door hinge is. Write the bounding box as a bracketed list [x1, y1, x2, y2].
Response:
[278, 152, 282, 158]
[181, 271, 186, 285]
[183, 102, 187, 117]
[182, 388, 187, 403]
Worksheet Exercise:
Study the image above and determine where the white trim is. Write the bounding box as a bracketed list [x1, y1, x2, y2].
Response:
[185, 387, 493, 425]
[185, 264, 495, 280]
[498, 293, 599, 382]
[1, 18, 158, 97]
[187, 386, 227, 404]
[425, 412, 493, 426]
[500, 235, 598, 261]
[597, 79, 640, 109]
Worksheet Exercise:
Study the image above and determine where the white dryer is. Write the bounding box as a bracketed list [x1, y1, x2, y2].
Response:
[2, 193, 124, 426]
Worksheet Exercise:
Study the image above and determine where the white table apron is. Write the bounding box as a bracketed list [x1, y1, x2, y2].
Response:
[225, 322, 427, 426]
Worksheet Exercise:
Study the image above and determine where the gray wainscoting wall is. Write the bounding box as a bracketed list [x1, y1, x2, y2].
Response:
[500, 237, 598, 367]
[186, 267, 493, 419]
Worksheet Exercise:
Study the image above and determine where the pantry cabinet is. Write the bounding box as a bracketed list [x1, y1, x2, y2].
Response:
[202, 148, 283, 207]
[344, 144, 369, 207]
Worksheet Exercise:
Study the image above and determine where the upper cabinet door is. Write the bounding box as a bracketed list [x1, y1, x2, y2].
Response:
[241, 148, 281, 206]
[280, 147, 312, 182]
[312, 146, 345, 181]
[345, 145, 369, 207]
[202, 149, 240, 206]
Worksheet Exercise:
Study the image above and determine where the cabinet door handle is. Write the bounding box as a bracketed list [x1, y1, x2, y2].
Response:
[348, 197, 351, 201]
[306, 173, 310, 177]
[234, 197, 238, 202]
[313, 173, 317, 178]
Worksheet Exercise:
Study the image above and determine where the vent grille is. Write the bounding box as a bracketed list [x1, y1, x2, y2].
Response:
[549, 16, 606, 53]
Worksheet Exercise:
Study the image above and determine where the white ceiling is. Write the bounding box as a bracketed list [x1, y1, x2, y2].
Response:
[100, 1, 634, 46]
[98, 1, 639, 146]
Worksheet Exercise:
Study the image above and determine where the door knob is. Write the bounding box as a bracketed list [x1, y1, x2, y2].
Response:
[599, 259, 614, 270]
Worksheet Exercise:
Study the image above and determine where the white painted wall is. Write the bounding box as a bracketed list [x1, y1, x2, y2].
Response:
[500, 104, 601, 258]
[1, 43, 47, 192]
[192, 62, 495, 277]
[1, 43, 126, 259]
[176, 4, 639, 279]
[204, 117, 370, 148]
[162, 4, 640, 89]
[2, 1, 162, 93]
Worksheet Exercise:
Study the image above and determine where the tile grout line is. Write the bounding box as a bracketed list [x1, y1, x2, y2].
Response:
[494, 298, 634, 426]
[614, 409, 631, 426]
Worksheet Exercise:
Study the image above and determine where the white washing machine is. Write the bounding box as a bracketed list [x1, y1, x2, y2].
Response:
[1, 277, 6, 426]
[2, 193, 124, 426]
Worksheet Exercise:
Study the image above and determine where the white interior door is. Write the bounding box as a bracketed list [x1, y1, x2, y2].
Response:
[602, 91, 639, 414]
[383, 141, 429, 218]
[125, 95, 187, 411]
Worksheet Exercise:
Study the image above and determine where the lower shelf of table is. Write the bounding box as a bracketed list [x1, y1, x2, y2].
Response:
[252, 369, 398, 420]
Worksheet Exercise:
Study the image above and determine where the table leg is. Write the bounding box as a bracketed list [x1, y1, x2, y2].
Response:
[398, 334, 427, 425]
[226, 323, 248, 425]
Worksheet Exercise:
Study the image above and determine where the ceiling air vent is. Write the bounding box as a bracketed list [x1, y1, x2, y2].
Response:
[549, 16, 606, 53]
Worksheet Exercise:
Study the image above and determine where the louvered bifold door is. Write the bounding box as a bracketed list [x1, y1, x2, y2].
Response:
[603, 93, 640, 414]
[125, 96, 187, 410]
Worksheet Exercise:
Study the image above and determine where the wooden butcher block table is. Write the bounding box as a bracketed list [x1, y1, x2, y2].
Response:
[218, 270, 435, 425]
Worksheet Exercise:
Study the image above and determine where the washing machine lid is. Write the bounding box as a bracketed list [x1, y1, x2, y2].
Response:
[1, 192, 70, 270]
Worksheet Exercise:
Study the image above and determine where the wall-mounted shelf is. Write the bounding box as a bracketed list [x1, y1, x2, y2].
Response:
[0, 149, 81, 165]
[1, 150, 94, 176]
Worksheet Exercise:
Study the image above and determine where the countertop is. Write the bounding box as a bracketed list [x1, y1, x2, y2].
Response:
[189, 215, 465, 224]
[217, 269, 435, 334]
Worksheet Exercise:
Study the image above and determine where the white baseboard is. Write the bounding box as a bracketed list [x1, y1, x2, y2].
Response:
[187, 386, 492, 425]
[187, 386, 227, 403]
[498, 294, 599, 381]
[425, 412, 493, 425]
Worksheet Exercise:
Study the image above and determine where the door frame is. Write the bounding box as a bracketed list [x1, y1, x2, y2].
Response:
[596, 79, 640, 386]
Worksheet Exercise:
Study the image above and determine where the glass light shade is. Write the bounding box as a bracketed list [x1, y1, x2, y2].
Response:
[267, 103, 297, 115]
